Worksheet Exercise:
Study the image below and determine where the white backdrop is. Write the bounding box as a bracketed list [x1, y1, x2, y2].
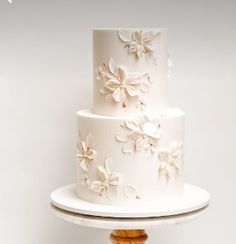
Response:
[0, 0, 235, 243]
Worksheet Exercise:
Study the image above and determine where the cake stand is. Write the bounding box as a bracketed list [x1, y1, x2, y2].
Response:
[50, 183, 210, 243]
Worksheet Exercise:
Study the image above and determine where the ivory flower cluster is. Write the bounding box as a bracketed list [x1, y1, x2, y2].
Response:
[116, 115, 183, 180]
[118, 30, 160, 65]
[116, 115, 162, 153]
[97, 58, 151, 107]
[158, 142, 183, 180]
[77, 133, 138, 200]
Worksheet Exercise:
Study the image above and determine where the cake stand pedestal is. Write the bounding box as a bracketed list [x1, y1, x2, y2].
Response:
[110, 230, 147, 244]
[51, 204, 208, 244]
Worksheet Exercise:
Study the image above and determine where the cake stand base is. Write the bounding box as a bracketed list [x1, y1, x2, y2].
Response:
[110, 229, 148, 244]
[51, 204, 209, 244]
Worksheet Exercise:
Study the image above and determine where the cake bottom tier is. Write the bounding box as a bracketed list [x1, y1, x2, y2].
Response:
[76, 108, 185, 206]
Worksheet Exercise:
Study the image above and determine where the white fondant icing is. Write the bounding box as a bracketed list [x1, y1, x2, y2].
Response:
[93, 29, 168, 116]
[76, 109, 185, 205]
[75, 28, 186, 207]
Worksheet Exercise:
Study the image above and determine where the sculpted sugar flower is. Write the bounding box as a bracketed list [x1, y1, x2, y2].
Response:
[116, 115, 162, 153]
[90, 158, 120, 200]
[158, 141, 183, 180]
[77, 134, 96, 171]
[118, 30, 160, 65]
[98, 58, 151, 107]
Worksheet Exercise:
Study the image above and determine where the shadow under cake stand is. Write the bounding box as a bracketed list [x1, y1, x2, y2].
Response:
[50, 184, 210, 244]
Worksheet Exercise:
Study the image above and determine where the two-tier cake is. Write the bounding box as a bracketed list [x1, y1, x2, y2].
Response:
[76, 29, 185, 206]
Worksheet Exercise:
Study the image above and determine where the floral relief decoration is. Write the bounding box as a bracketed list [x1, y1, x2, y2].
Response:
[118, 30, 160, 65]
[96, 58, 151, 108]
[85, 157, 139, 200]
[90, 157, 120, 200]
[116, 115, 162, 153]
[76, 133, 96, 171]
[158, 141, 183, 180]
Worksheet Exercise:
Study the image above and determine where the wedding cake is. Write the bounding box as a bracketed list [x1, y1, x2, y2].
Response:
[76, 29, 184, 205]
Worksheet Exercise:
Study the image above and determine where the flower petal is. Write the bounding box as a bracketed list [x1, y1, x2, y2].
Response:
[81, 141, 87, 154]
[136, 45, 144, 58]
[96, 66, 106, 80]
[125, 120, 140, 131]
[105, 157, 113, 175]
[153, 32, 161, 40]
[143, 31, 154, 42]
[140, 82, 150, 93]
[85, 134, 93, 147]
[108, 174, 120, 186]
[76, 153, 83, 159]
[117, 67, 126, 81]
[158, 150, 169, 161]
[115, 132, 128, 142]
[126, 85, 140, 97]
[105, 79, 121, 90]
[135, 137, 147, 152]
[118, 30, 132, 42]
[105, 93, 114, 103]
[80, 158, 89, 171]
[109, 58, 117, 75]
[125, 75, 143, 85]
[159, 167, 169, 180]
[172, 160, 181, 170]
[128, 42, 137, 53]
[143, 43, 153, 52]
[132, 31, 142, 42]
[148, 133, 161, 142]
[100, 88, 110, 94]
[97, 166, 108, 181]
[105, 71, 115, 79]
[170, 141, 183, 157]
[127, 131, 143, 141]
[112, 87, 123, 102]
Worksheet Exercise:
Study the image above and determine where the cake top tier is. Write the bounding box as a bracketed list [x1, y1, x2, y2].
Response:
[93, 28, 169, 117]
